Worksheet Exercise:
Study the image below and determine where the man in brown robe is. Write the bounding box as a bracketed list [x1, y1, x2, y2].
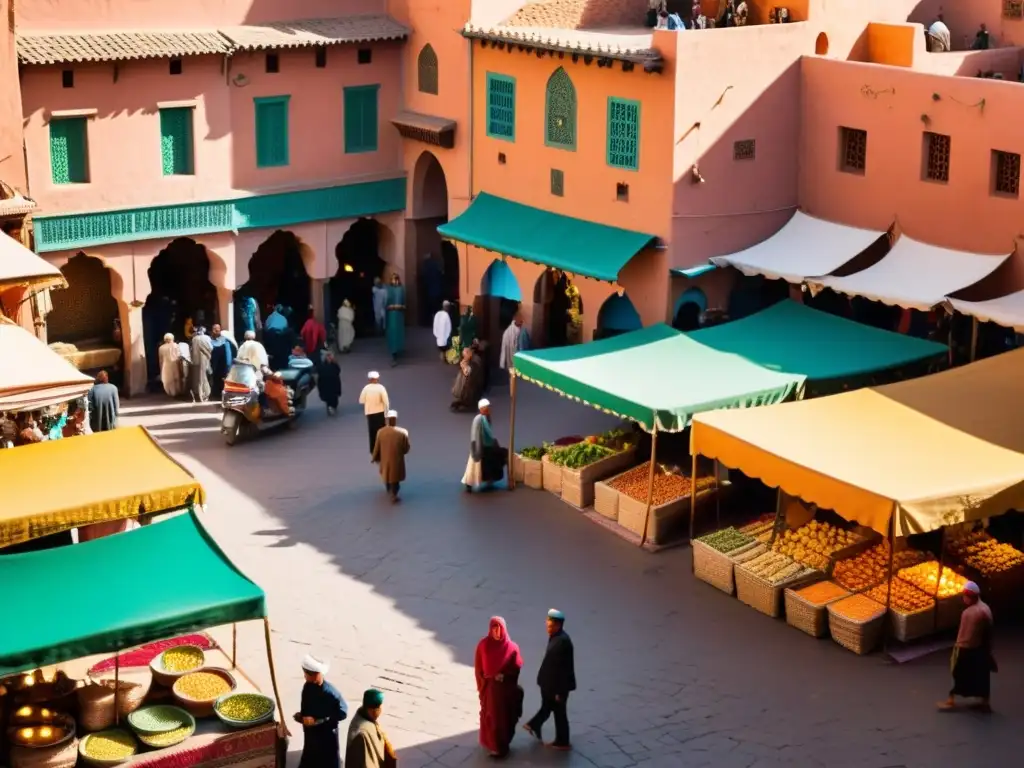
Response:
[344, 689, 396, 768]
[371, 410, 410, 503]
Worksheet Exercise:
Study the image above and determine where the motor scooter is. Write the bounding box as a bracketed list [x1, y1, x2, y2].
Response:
[220, 360, 315, 445]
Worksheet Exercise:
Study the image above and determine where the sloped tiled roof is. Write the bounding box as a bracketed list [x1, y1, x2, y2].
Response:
[506, 0, 650, 30]
[17, 30, 232, 65]
[462, 23, 658, 59]
[221, 15, 409, 51]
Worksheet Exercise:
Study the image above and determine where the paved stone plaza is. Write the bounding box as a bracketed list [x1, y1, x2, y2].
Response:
[124, 330, 1022, 768]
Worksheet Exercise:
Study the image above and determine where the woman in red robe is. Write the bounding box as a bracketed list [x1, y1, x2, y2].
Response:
[474, 616, 524, 759]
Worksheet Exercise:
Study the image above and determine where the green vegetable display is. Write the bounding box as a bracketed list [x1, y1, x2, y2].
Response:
[519, 445, 546, 460]
[547, 442, 613, 469]
[698, 527, 754, 554]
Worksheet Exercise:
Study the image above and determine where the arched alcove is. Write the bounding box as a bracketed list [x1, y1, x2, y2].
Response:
[596, 293, 642, 340]
[332, 217, 391, 335]
[672, 287, 707, 332]
[417, 44, 438, 95]
[480, 259, 522, 301]
[478, 259, 522, 351]
[241, 230, 312, 332]
[533, 269, 582, 347]
[815, 32, 829, 56]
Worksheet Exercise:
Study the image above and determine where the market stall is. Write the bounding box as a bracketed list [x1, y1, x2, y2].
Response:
[509, 302, 947, 547]
[0, 426, 204, 550]
[688, 347, 1024, 652]
[0, 511, 288, 768]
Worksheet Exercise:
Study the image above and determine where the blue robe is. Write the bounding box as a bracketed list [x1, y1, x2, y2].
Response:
[385, 284, 406, 357]
[265, 310, 288, 332]
[298, 680, 348, 768]
[210, 335, 235, 398]
[239, 296, 260, 334]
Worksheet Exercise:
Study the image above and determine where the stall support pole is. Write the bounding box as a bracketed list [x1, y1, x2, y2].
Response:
[768, 490, 783, 548]
[639, 424, 660, 548]
[931, 528, 946, 622]
[969, 318, 979, 362]
[688, 451, 699, 569]
[113, 651, 120, 726]
[508, 374, 518, 491]
[883, 516, 896, 652]
[263, 618, 291, 738]
[231, 623, 238, 669]
[714, 459, 721, 530]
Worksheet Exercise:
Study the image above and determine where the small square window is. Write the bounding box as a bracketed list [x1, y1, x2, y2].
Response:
[992, 149, 1020, 197]
[61, 70, 74, 88]
[1004, 0, 1023, 19]
[357, 49, 372, 65]
[616, 182, 629, 202]
[923, 131, 951, 182]
[550, 169, 564, 197]
[498, 152, 506, 165]
[733, 139, 756, 161]
[315, 46, 327, 68]
[265, 53, 279, 73]
[169, 58, 183, 75]
[839, 127, 867, 174]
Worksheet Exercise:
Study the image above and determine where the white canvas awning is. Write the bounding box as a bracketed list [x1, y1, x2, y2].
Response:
[808, 236, 1009, 311]
[709, 211, 887, 284]
[0, 232, 65, 292]
[946, 290, 1024, 332]
[0, 316, 93, 411]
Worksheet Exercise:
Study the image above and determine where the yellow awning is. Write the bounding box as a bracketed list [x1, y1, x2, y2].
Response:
[0, 427, 205, 548]
[691, 349, 1024, 536]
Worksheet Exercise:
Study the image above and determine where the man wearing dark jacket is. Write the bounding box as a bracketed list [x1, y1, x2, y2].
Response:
[523, 608, 576, 750]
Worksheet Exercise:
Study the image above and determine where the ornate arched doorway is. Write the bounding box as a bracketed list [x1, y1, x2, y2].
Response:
[412, 151, 457, 324]
[478, 259, 522, 352]
[143, 238, 218, 388]
[239, 230, 311, 333]
[533, 269, 582, 348]
[47, 252, 124, 386]
[332, 218, 390, 336]
[673, 287, 706, 331]
[596, 292, 642, 340]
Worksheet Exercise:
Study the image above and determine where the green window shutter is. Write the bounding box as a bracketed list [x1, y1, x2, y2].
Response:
[485, 73, 515, 141]
[607, 97, 640, 171]
[545, 68, 576, 150]
[159, 107, 194, 175]
[50, 117, 89, 184]
[344, 85, 380, 154]
[254, 96, 290, 168]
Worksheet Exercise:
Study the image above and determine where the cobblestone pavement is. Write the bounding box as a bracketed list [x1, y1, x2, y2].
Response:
[124, 329, 1023, 768]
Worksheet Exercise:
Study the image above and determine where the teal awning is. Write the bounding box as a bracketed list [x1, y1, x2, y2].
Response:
[687, 300, 947, 381]
[438, 192, 656, 282]
[671, 263, 717, 279]
[513, 324, 804, 433]
[0, 511, 266, 676]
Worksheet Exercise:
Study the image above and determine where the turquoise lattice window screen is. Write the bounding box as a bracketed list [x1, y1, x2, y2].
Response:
[159, 107, 194, 175]
[344, 85, 380, 154]
[607, 97, 640, 171]
[486, 73, 515, 141]
[49, 117, 89, 184]
[545, 68, 576, 150]
[254, 96, 290, 168]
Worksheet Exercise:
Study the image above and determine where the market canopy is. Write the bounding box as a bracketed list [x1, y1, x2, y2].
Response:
[513, 323, 805, 432]
[687, 300, 946, 381]
[0, 510, 265, 675]
[0, 231, 65, 292]
[0, 316, 94, 411]
[0, 426, 205, 549]
[691, 347, 1024, 537]
[438, 192, 656, 282]
[945, 289, 1024, 332]
[807, 235, 1009, 311]
[710, 211, 887, 284]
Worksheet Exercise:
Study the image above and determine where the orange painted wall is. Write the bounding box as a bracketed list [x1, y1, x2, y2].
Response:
[0, 0, 26, 192]
[866, 23, 916, 68]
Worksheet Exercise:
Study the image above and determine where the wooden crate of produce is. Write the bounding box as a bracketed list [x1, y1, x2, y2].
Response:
[513, 455, 543, 489]
[827, 594, 886, 655]
[593, 480, 620, 520]
[784, 580, 849, 638]
[618, 488, 715, 544]
[560, 448, 637, 508]
[735, 563, 820, 618]
[889, 605, 937, 643]
[541, 454, 562, 494]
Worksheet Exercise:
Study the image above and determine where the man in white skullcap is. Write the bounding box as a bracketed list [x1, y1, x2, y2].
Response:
[462, 398, 507, 492]
[358, 371, 390, 454]
[294, 654, 348, 768]
[939, 580, 995, 712]
[158, 332, 183, 397]
[371, 409, 410, 502]
[524, 608, 576, 749]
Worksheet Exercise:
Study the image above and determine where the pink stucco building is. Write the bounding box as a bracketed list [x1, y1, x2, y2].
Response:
[4, 0, 1024, 392]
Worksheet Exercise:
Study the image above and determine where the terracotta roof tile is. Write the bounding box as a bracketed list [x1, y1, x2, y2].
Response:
[221, 16, 409, 51]
[462, 23, 658, 58]
[17, 30, 232, 65]
[505, 0, 650, 30]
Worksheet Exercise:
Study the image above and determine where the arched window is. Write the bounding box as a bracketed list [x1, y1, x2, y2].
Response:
[417, 44, 438, 95]
[545, 67, 576, 150]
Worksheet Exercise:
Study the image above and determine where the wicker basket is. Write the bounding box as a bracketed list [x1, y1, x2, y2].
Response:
[593, 480, 619, 520]
[889, 604, 937, 643]
[559, 449, 637, 508]
[171, 668, 237, 718]
[541, 455, 562, 494]
[9, 738, 79, 768]
[77, 684, 120, 733]
[784, 580, 845, 638]
[735, 565, 819, 618]
[827, 602, 886, 655]
[692, 539, 742, 595]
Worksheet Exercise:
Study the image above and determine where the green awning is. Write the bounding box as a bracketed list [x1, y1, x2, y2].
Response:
[687, 300, 947, 381]
[0, 511, 266, 676]
[513, 324, 805, 433]
[438, 192, 656, 282]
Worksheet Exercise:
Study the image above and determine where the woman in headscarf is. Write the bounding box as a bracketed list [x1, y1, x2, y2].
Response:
[451, 347, 483, 412]
[158, 332, 183, 397]
[337, 299, 356, 353]
[474, 617, 524, 758]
